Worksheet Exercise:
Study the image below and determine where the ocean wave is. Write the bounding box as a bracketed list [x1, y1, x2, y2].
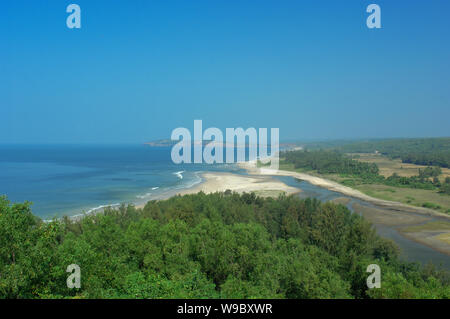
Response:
[136, 186, 160, 199]
[186, 171, 203, 188]
[85, 203, 120, 215]
[173, 171, 185, 179]
[175, 171, 203, 189]
[44, 171, 205, 222]
[43, 203, 121, 222]
[136, 193, 151, 199]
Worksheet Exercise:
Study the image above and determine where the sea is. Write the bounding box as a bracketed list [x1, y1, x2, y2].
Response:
[0, 144, 242, 219]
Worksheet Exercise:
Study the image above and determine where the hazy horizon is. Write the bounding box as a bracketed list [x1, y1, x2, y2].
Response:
[1, 135, 450, 146]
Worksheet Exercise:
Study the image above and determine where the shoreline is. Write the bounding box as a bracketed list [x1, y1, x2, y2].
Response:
[178, 171, 300, 197]
[134, 171, 300, 209]
[71, 161, 449, 221]
[61, 161, 450, 261]
[241, 161, 450, 220]
[64, 169, 299, 220]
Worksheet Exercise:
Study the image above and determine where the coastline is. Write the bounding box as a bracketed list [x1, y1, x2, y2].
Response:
[63, 160, 450, 262]
[134, 171, 300, 209]
[79, 160, 449, 221]
[241, 161, 450, 220]
[67, 168, 299, 220]
[178, 172, 300, 197]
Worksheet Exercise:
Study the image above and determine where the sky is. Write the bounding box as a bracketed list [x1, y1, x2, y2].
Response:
[1, 0, 449, 144]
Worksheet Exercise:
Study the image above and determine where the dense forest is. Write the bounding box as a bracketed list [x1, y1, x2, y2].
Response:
[326, 138, 450, 168]
[283, 150, 380, 177]
[282, 150, 450, 195]
[0, 193, 449, 299]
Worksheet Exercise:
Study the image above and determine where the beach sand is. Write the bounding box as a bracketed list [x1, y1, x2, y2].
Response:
[178, 172, 300, 197]
[134, 171, 300, 209]
[243, 161, 450, 220]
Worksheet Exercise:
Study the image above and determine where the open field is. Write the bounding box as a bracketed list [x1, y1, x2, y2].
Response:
[350, 153, 450, 181]
[343, 153, 450, 214]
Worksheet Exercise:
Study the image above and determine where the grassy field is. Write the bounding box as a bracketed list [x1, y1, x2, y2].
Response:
[350, 154, 450, 213]
[278, 157, 450, 214]
[350, 153, 450, 182]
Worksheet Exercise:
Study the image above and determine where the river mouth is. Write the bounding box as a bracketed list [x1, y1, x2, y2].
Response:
[274, 175, 450, 269]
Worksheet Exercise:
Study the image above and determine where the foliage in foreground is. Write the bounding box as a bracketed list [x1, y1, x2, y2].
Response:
[0, 193, 449, 299]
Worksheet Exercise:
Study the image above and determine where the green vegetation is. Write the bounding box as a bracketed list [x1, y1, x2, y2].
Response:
[441, 178, 450, 195]
[281, 150, 450, 213]
[329, 138, 450, 168]
[422, 202, 442, 210]
[0, 193, 449, 299]
[283, 150, 380, 177]
[282, 150, 450, 195]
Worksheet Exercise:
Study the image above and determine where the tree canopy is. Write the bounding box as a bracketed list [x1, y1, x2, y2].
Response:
[0, 193, 449, 299]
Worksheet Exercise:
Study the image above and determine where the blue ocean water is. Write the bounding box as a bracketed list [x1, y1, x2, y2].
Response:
[0, 144, 241, 219]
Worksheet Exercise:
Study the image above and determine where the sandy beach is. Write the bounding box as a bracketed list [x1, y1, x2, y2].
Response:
[240, 161, 450, 220]
[177, 172, 300, 197]
[134, 171, 299, 209]
[136, 159, 450, 221]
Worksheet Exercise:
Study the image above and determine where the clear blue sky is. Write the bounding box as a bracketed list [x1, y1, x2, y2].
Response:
[1, 0, 449, 143]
